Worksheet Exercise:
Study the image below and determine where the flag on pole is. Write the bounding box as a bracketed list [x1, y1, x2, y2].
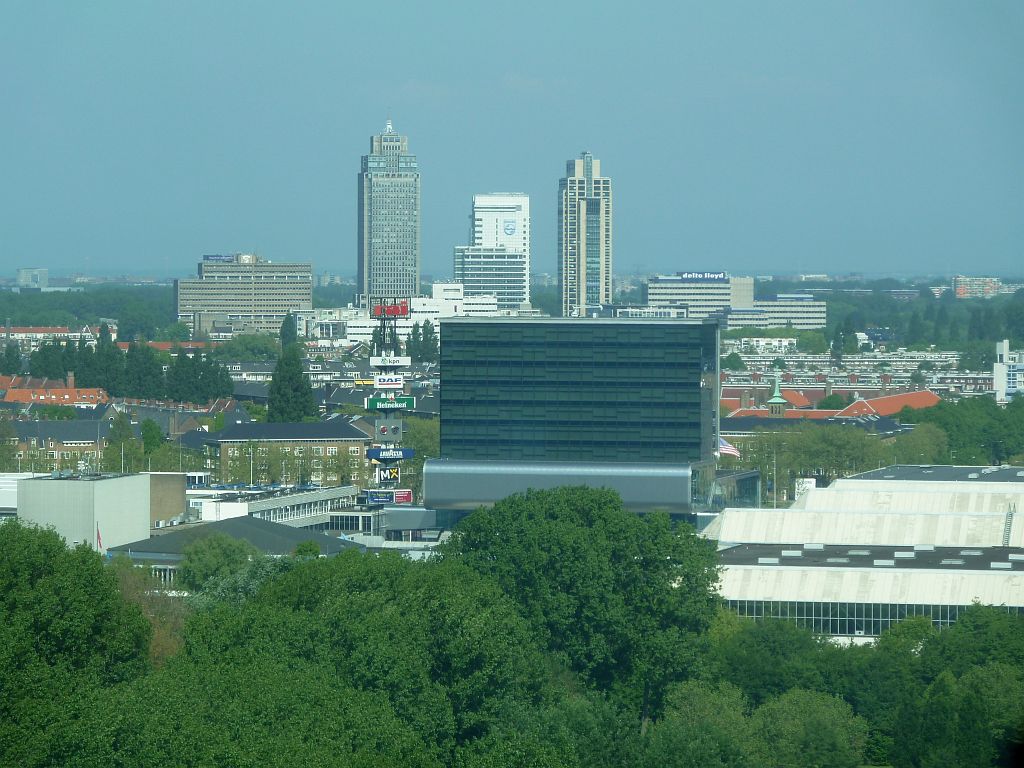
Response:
[718, 437, 741, 458]
[96, 523, 104, 552]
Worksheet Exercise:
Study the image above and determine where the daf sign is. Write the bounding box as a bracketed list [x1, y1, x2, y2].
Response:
[374, 374, 404, 390]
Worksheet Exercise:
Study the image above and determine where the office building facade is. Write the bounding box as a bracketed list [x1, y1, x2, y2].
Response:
[558, 153, 612, 316]
[357, 121, 421, 300]
[453, 246, 528, 310]
[647, 272, 755, 318]
[439, 318, 719, 464]
[175, 253, 313, 335]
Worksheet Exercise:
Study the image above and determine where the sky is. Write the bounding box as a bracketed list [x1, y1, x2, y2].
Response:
[2, 1, 1022, 281]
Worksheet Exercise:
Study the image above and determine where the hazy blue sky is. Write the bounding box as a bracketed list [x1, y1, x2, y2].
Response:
[2, 1, 1022, 280]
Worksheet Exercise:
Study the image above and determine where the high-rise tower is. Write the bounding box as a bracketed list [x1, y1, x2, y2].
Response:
[558, 152, 612, 317]
[453, 193, 531, 309]
[357, 120, 421, 300]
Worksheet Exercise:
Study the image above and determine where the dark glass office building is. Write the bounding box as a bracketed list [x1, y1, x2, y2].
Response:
[439, 318, 720, 464]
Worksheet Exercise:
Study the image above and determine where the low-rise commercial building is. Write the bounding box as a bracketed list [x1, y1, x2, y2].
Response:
[705, 464, 1024, 640]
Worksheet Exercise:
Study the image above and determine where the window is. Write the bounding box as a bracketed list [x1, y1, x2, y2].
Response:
[313, 446, 324, 456]
[348, 446, 361, 456]
[327, 447, 338, 456]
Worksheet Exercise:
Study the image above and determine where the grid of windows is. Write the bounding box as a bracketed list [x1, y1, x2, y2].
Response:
[729, 599, 1024, 637]
[440, 320, 719, 464]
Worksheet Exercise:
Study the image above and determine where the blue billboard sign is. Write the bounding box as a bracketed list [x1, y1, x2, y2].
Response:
[366, 490, 395, 505]
[367, 448, 415, 462]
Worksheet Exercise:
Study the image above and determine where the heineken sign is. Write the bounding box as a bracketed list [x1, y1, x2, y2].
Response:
[365, 395, 416, 411]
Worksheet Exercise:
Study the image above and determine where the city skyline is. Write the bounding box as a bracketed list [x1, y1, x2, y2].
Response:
[2, 3, 1022, 280]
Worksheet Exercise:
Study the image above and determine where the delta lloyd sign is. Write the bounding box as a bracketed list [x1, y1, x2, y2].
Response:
[676, 271, 728, 281]
[370, 355, 411, 368]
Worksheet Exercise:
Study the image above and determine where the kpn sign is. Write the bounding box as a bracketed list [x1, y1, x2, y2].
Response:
[370, 356, 411, 368]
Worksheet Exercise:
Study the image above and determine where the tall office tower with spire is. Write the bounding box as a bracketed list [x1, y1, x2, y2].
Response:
[558, 151, 612, 317]
[357, 120, 421, 300]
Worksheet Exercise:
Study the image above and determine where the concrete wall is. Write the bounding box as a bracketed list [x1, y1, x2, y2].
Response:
[17, 474, 151, 550]
[145, 472, 186, 527]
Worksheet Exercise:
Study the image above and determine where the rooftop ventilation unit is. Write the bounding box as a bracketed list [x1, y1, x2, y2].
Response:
[757, 557, 780, 565]
[781, 550, 802, 558]
[826, 557, 850, 564]
[894, 551, 915, 558]
[873, 559, 895, 567]
[990, 562, 1012, 570]
[960, 550, 982, 556]
[940, 559, 965, 565]
[803, 543, 825, 550]
[848, 549, 871, 556]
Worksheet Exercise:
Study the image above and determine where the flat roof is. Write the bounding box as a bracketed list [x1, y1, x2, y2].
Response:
[719, 543, 1024, 572]
[851, 464, 1024, 483]
[440, 316, 719, 326]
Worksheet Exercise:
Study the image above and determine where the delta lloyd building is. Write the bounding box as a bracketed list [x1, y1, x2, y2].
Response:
[423, 317, 723, 515]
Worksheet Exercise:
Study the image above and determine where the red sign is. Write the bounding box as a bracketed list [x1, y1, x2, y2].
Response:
[371, 300, 410, 318]
[393, 489, 413, 504]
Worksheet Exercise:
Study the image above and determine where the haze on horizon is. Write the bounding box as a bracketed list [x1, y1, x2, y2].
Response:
[2, 1, 1022, 281]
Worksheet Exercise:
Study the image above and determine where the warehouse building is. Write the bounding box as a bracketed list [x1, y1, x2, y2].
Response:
[706, 465, 1024, 639]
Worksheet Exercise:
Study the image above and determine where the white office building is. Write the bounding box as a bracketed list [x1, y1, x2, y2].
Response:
[454, 246, 528, 310]
[647, 272, 754, 318]
[995, 339, 1024, 404]
[647, 273, 824, 329]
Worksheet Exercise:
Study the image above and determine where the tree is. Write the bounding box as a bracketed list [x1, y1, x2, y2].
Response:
[442, 487, 720, 723]
[293, 540, 322, 559]
[267, 344, 317, 423]
[752, 689, 868, 768]
[419, 320, 439, 363]
[1, 342, 21, 375]
[0, 419, 17, 472]
[279, 311, 297, 348]
[102, 412, 144, 473]
[643, 681, 764, 767]
[771, 357, 787, 370]
[140, 418, 164, 454]
[816, 393, 849, 410]
[721, 352, 746, 371]
[177, 533, 261, 592]
[407, 322, 422, 361]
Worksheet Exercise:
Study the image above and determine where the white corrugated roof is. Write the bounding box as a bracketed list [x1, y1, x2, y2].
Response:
[705, 507, 1019, 548]
[720, 565, 1024, 606]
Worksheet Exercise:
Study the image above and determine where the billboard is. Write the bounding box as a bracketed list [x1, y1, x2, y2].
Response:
[367, 447, 414, 462]
[374, 374, 404, 390]
[366, 490, 394, 505]
[371, 300, 410, 318]
[366, 488, 413, 505]
[375, 418, 404, 442]
[365, 395, 416, 411]
[370, 355, 411, 368]
[375, 466, 401, 483]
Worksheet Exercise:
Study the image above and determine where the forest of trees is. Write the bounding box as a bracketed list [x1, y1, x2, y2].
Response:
[25, 331, 233, 404]
[1, 487, 1021, 767]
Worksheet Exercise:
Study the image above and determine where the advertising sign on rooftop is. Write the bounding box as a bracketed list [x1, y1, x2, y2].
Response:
[366, 489, 394, 505]
[366, 395, 416, 411]
[371, 300, 410, 318]
[374, 374, 404, 390]
[367, 447, 415, 462]
[673, 271, 728, 282]
[370, 355, 412, 368]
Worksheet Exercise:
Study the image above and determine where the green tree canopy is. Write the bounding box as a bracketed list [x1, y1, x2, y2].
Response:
[177, 533, 261, 592]
[267, 343, 317, 423]
[442, 486, 720, 722]
[279, 311, 298, 347]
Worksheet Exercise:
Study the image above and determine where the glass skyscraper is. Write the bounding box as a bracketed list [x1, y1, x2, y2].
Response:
[558, 152, 612, 317]
[357, 121, 420, 299]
